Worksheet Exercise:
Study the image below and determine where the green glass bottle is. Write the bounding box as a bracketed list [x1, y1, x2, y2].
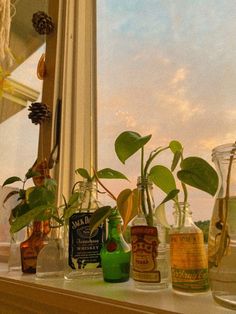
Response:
[100, 209, 131, 283]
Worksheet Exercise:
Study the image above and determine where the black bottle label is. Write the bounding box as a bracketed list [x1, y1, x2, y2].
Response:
[68, 212, 104, 269]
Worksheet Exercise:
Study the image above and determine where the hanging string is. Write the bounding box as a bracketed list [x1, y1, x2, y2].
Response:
[0, 0, 15, 68]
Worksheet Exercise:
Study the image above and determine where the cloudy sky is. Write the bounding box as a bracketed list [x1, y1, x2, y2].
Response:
[97, 0, 236, 221]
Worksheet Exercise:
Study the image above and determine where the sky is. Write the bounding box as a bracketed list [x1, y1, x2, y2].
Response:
[97, 0, 236, 221]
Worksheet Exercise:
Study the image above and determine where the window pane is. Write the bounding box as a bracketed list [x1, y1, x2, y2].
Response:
[97, 0, 236, 221]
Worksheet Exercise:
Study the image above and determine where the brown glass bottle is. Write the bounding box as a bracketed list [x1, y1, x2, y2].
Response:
[20, 220, 50, 273]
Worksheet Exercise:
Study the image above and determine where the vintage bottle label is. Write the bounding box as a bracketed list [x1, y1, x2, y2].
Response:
[68, 212, 104, 270]
[21, 247, 38, 273]
[131, 226, 160, 283]
[170, 232, 209, 292]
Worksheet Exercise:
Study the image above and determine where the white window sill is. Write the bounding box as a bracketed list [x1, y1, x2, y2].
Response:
[0, 263, 233, 314]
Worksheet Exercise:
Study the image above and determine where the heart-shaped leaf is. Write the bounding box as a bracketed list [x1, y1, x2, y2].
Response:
[115, 131, 152, 164]
[117, 188, 138, 231]
[89, 206, 113, 235]
[2, 176, 22, 187]
[177, 157, 219, 196]
[75, 168, 92, 181]
[159, 189, 179, 205]
[149, 165, 176, 194]
[10, 205, 54, 233]
[169, 140, 183, 153]
[97, 168, 129, 180]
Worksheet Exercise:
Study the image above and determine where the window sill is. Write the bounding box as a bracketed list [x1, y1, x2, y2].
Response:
[0, 263, 233, 314]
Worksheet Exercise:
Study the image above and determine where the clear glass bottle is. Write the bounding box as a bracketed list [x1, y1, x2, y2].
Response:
[20, 220, 50, 273]
[100, 209, 131, 282]
[131, 177, 169, 290]
[208, 143, 236, 310]
[169, 202, 209, 294]
[64, 181, 105, 279]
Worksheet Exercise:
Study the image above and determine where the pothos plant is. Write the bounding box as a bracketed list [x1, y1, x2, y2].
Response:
[2, 168, 57, 234]
[89, 131, 182, 233]
[101, 130, 218, 231]
[147, 140, 219, 228]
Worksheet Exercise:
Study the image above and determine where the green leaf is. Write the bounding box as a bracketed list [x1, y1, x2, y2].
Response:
[25, 168, 40, 179]
[12, 202, 31, 218]
[159, 189, 180, 205]
[169, 140, 183, 153]
[115, 131, 152, 164]
[28, 186, 55, 209]
[97, 168, 129, 180]
[171, 151, 182, 171]
[3, 190, 19, 204]
[177, 157, 219, 196]
[155, 203, 171, 229]
[10, 205, 54, 233]
[89, 206, 113, 235]
[2, 176, 22, 186]
[63, 205, 78, 220]
[75, 168, 92, 181]
[68, 192, 81, 206]
[149, 165, 176, 194]
[117, 188, 139, 231]
[44, 178, 57, 192]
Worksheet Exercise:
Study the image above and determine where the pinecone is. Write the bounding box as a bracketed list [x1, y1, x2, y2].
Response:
[32, 11, 55, 35]
[28, 102, 51, 125]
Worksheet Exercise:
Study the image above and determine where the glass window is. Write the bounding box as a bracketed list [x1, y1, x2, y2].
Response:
[97, 0, 236, 222]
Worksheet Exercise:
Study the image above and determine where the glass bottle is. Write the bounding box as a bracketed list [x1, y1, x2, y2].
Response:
[100, 209, 131, 282]
[20, 220, 50, 273]
[64, 181, 105, 279]
[131, 177, 169, 290]
[169, 202, 209, 294]
[208, 143, 236, 310]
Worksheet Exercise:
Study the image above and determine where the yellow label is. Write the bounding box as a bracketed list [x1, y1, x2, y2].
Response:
[131, 226, 160, 283]
[170, 232, 209, 292]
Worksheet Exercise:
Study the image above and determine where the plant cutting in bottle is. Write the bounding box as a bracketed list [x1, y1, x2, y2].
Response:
[2, 167, 57, 234]
[114, 131, 180, 227]
[148, 140, 219, 228]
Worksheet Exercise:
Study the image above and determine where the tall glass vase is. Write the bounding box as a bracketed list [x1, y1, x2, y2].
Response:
[208, 143, 236, 310]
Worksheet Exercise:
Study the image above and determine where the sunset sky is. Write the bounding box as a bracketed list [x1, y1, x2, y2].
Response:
[97, 0, 236, 221]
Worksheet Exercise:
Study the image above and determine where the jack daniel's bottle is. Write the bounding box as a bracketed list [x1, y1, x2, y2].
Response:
[64, 181, 105, 279]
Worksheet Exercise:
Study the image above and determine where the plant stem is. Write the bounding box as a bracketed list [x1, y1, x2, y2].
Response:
[144, 146, 169, 175]
[94, 172, 117, 201]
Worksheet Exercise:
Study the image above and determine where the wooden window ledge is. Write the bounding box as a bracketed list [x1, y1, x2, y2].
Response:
[0, 263, 233, 314]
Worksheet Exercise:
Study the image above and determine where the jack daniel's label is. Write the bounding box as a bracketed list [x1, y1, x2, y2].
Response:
[69, 212, 104, 270]
[131, 226, 160, 282]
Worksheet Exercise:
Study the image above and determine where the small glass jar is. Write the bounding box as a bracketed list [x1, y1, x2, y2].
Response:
[64, 181, 105, 280]
[100, 209, 131, 282]
[131, 177, 169, 290]
[169, 202, 209, 294]
[208, 143, 236, 310]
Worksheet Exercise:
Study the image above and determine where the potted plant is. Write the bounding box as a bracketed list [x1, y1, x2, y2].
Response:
[2, 167, 57, 273]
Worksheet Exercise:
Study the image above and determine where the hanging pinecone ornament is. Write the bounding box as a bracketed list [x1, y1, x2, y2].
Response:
[32, 11, 55, 35]
[28, 102, 51, 125]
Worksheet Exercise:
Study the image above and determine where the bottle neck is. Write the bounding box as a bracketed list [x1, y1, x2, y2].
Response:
[173, 202, 194, 228]
[32, 220, 50, 235]
[137, 177, 155, 225]
[107, 214, 122, 240]
[77, 181, 98, 211]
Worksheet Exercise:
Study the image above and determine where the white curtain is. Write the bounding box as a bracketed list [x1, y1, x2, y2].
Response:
[54, 0, 97, 199]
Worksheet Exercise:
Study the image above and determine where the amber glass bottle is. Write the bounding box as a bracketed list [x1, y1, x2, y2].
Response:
[20, 220, 50, 273]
